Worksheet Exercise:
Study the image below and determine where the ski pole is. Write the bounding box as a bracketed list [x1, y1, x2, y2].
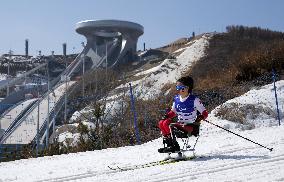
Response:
[204, 120, 273, 152]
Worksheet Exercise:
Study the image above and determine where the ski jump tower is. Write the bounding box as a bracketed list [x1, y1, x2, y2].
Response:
[75, 20, 144, 71]
[0, 20, 144, 145]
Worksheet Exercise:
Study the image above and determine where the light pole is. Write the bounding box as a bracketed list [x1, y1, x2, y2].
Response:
[36, 70, 40, 156]
[82, 57, 85, 97]
[105, 41, 108, 82]
[63, 43, 67, 123]
[7, 50, 12, 96]
[81, 42, 85, 97]
[36, 98, 40, 156]
[24, 62, 27, 84]
[95, 44, 98, 92]
[46, 58, 50, 147]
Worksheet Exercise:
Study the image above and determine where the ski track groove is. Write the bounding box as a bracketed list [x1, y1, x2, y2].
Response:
[36, 143, 278, 182]
[108, 144, 270, 171]
[142, 154, 284, 182]
[35, 170, 116, 182]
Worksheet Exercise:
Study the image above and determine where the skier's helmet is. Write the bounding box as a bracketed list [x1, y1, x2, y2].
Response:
[177, 76, 194, 92]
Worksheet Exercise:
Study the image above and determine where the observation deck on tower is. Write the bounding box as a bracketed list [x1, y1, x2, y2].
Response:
[75, 19, 144, 70]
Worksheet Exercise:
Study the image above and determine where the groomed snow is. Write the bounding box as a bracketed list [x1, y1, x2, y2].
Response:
[0, 81, 283, 182]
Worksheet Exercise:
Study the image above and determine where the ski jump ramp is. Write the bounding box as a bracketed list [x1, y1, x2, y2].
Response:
[0, 82, 76, 144]
[0, 20, 143, 144]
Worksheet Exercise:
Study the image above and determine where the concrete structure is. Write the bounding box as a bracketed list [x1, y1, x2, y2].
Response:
[75, 20, 144, 69]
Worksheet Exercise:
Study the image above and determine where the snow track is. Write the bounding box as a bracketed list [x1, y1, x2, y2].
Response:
[35, 169, 117, 182]
[32, 140, 283, 182]
[145, 154, 284, 182]
[1, 123, 283, 182]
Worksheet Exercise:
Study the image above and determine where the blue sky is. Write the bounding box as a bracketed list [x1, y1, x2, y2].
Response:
[0, 0, 283, 56]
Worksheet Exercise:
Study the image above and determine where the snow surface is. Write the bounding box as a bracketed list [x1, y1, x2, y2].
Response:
[58, 131, 81, 147]
[173, 47, 187, 54]
[134, 65, 160, 77]
[133, 33, 212, 100]
[57, 121, 95, 147]
[69, 107, 95, 123]
[212, 81, 284, 129]
[0, 74, 7, 81]
[0, 81, 283, 182]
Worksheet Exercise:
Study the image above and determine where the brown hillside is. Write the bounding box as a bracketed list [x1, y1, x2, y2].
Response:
[186, 25, 284, 111]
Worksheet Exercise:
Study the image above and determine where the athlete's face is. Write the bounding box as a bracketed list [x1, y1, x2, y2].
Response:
[176, 82, 189, 96]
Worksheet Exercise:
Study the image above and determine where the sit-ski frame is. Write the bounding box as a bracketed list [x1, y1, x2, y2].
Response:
[168, 123, 200, 157]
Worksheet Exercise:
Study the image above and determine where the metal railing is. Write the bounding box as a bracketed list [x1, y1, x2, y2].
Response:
[0, 84, 62, 144]
[0, 40, 120, 145]
[36, 81, 77, 144]
[0, 99, 38, 139]
[0, 49, 85, 144]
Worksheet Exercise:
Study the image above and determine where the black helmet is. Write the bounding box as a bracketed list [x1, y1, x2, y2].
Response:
[177, 76, 194, 92]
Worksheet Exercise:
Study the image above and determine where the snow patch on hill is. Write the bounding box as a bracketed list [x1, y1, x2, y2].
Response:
[208, 80, 284, 131]
[133, 33, 212, 100]
[0, 74, 7, 81]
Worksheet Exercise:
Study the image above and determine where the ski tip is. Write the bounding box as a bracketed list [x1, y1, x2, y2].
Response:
[269, 148, 273, 152]
[108, 166, 115, 170]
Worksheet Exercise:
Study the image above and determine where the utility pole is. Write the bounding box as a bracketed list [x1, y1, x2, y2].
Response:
[105, 41, 108, 82]
[63, 43, 67, 123]
[7, 50, 12, 97]
[36, 98, 40, 156]
[24, 62, 27, 84]
[81, 41, 85, 96]
[95, 43, 98, 93]
[46, 58, 50, 147]
[82, 56, 85, 97]
[36, 69, 40, 156]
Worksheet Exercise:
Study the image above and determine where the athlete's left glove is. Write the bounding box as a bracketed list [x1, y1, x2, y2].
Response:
[194, 115, 204, 124]
[162, 109, 176, 120]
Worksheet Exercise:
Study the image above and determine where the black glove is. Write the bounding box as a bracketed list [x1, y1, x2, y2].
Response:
[194, 115, 204, 124]
[161, 114, 168, 120]
[161, 108, 171, 120]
